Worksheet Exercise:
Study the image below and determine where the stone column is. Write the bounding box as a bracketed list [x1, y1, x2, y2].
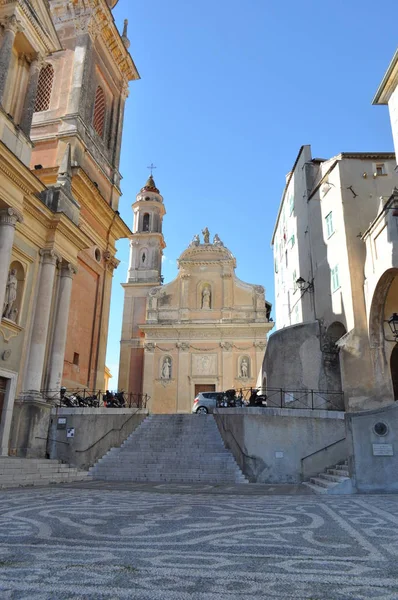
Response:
[24, 249, 60, 394]
[47, 263, 76, 392]
[0, 16, 21, 104]
[0, 208, 23, 317]
[19, 55, 42, 136]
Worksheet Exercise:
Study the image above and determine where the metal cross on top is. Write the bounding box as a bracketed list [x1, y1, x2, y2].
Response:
[147, 163, 157, 176]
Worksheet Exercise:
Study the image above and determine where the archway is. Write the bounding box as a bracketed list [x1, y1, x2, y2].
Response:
[368, 268, 398, 403]
[391, 345, 398, 401]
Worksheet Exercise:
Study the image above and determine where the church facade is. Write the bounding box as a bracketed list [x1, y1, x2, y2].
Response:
[0, 0, 137, 456]
[119, 177, 273, 413]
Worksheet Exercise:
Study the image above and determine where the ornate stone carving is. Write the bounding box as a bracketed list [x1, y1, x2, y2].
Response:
[3, 15, 23, 34]
[144, 342, 156, 352]
[60, 263, 78, 278]
[176, 342, 190, 351]
[253, 341, 266, 351]
[220, 341, 232, 351]
[0, 207, 23, 226]
[189, 234, 200, 247]
[161, 357, 171, 380]
[202, 227, 210, 244]
[40, 248, 61, 265]
[201, 286, 211, 310]
[213, 233, 224, 246]
[192, 354, 217, 376]
[2, 268, 17, 321]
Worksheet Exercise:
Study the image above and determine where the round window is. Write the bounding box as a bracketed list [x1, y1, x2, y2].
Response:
[95, 248, 101, 262]
[373, 422, 388, 437]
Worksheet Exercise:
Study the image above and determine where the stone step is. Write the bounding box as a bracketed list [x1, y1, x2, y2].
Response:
[302, 481, 328, 494]
[309, 476, 339, 489]
[326, 468, 350, 478]
[90, 414, 247, 484]
[318, 473, 350, 484]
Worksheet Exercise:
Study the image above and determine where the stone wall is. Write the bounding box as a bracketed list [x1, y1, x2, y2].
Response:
[47, 408, 148, 470]
[214, 408, 347, 483]
[263, 321, 343, 398]
[346, 402, 398, 492]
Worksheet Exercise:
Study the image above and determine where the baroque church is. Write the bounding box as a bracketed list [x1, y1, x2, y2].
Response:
[0, 0, 137, 456]
[119, 176, 273, 413]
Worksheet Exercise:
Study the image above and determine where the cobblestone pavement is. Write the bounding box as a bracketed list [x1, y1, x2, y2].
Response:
[1, 485, 398, 599]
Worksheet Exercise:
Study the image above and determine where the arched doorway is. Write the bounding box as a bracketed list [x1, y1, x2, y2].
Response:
[391, 345, 398, 401]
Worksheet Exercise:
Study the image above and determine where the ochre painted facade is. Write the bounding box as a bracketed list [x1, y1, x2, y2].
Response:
[0, 0, 137, 457]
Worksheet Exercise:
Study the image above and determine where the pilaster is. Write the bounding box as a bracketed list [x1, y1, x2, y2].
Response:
[23, 249, 61, 394]
[0, 16, 22, 104]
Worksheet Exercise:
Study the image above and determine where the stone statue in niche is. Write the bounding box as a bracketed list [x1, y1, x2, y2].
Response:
[202, 227, 210, 244]
[202, 286, 211, 309]
[3, 268, 18, 321]
[161, 357, 171, 379]
[240, 358, 249, 378]
[213, 233, 223, 246]
[190, 234, 200, 247]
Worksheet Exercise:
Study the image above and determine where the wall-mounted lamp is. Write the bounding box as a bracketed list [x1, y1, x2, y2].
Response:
[296, 277, 314, 293]
[386, 313, 398, 342]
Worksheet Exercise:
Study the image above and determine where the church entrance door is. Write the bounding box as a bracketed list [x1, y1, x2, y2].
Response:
[195, 384, 216, 397]
[391, 344, 398, 401]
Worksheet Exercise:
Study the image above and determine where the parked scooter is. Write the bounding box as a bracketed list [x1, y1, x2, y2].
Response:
[248, 388, 267, 407]
[103, 390, 126, 408]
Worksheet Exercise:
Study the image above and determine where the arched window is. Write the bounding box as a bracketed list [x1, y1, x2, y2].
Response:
[143, 213, 150, 231]
[93, 86, 106, 137]
[34, 64, 54, 112]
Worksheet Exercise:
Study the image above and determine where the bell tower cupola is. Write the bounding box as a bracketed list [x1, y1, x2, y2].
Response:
[127, 174, 166, 283]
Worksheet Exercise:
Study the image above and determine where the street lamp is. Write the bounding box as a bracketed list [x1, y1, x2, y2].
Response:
[296, 277, 314, 293]
[387, 313, 398, 341]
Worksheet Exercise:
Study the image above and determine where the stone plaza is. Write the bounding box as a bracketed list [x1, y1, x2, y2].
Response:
[1, 483, 398, 599]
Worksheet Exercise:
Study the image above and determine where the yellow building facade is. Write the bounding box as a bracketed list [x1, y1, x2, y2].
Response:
[119, 178, 273, 412]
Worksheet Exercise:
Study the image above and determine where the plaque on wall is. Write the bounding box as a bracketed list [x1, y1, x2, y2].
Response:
[192, 354, 217, 376]
[372, 443, 393, 456]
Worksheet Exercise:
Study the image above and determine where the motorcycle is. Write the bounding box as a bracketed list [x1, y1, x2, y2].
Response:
[103, 390, 126, 408]
[248, 388, 267, 407]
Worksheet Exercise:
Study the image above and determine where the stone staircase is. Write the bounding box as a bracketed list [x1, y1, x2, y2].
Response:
[0, 458, 91, 489]
[303, 460, 353, 494]
[89, 414, 248, 484]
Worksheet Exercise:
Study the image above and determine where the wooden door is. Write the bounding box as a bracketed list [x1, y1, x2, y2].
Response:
[195, 384, 216, 396]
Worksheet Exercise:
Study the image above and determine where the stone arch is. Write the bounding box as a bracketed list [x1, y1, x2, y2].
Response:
[198, 282, 212, 309]
[238, 355, 250, 379]
[143, 213, 150, 232]
[3, 260, 25, 324]
[160, 355, 172, 380]
[368, 268, 398, 402]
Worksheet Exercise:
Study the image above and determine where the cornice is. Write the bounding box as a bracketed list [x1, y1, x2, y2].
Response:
[14, 0, 62, 53]
[0, 140, 45, 196]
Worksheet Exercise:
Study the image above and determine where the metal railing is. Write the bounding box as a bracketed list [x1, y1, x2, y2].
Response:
[41, 388, 150, 410]
[217, 387, 344, 411]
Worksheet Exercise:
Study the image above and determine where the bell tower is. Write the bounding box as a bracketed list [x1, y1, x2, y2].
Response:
[127, 174, 166, 283]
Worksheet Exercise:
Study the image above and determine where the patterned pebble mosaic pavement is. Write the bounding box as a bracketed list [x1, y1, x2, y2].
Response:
[1, 483, 398, 599]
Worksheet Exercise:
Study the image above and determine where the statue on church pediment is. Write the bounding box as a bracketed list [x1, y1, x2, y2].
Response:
[213, 233, 223, 246]
[202, 227, 210, 244]
[190, 234, 200, 247]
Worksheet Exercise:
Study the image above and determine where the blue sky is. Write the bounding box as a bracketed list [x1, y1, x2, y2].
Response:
[106, 0, 397, 386]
